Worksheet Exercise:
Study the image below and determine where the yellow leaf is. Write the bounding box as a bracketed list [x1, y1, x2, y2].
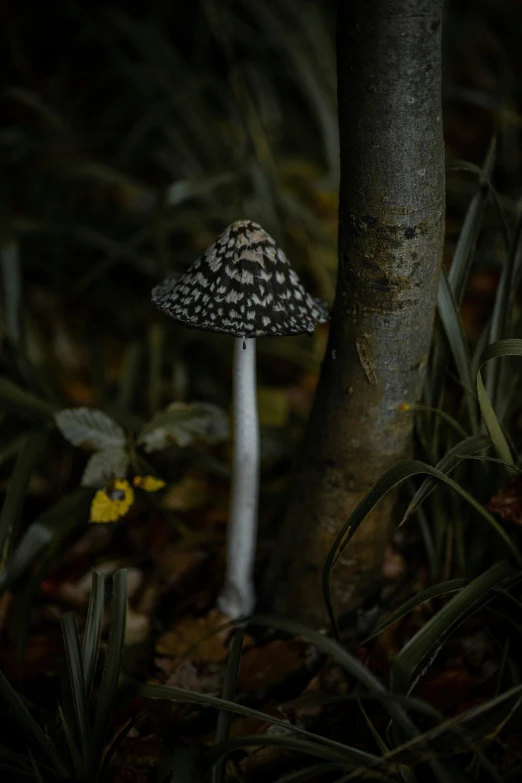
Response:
[133, 474, 166, 492]
[90, 479, 134, 524]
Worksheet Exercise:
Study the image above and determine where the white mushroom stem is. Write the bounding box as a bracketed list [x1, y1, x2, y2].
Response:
[217, 337, 260, 618]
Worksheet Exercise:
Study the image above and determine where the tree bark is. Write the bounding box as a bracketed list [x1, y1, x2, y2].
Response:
[266, 0, 445, 625]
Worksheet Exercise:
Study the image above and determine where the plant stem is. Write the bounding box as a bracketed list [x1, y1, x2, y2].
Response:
[217, 337, 259, 618]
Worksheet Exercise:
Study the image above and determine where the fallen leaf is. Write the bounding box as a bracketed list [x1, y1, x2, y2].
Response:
[237, 639, 310, 692]
[138, 402, 228, 452]
[155, 610, 233, 665]
[133, 474, 166, 492]
[414, 666, 472, 714]
[488, 475, 522, 524]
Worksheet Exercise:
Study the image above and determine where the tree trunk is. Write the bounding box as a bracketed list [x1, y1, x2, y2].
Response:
[266, 0, 445, 626]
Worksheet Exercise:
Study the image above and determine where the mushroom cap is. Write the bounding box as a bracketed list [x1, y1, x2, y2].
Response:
[151, 219, 330, 338]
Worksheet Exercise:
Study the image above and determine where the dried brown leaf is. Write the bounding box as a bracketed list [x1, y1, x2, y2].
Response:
[488, 475, 522, 524]
[237, 639, 310, 692]
[155, 610, 233, 665]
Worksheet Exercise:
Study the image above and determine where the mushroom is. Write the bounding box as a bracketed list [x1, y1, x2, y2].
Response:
[151, 219, 329, 618]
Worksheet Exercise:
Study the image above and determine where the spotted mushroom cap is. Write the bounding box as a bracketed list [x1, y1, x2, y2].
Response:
[151, 219, 330, 338]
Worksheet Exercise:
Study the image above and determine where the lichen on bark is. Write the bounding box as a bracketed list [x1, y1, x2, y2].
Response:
[265, 0, 446, 625]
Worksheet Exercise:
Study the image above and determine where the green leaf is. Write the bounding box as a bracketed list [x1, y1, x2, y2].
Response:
[80, 447, 130, 488]
[61, 613, 91, 773]
[82, 571, 105, 699]
[55, 408, 126, 450]
[390, 562, 518, 694]
[323, 460, 522, 637]
[92, 569, 128, 765]
[166, 172, 237, 206]
[138, 401, 228, 452]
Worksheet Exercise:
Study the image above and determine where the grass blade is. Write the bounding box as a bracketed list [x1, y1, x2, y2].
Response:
[28, 750, 45, 783]
[82, 571, 106, 699]
[401, 433, 491, 525]
[57, 702, 83, 779]
[361, 579, 469, 645]
[0, 378, 58, 421]
[61, 613, 92, 774]
[0, 489, 92, 592]
[428, 140, 497, 417]
[98, 711, 146, 781]
[437, 269, 478, 432]
[477, 339, 522, 468]
[249, 614, 419, 741]
[448, 138, 496, 301]
[381, 683, 522, 773]
[410, 403, 469, 441]
[486, 208, 522, 406]
[212, 626, 245, 783]
[138, 680, 383, 763]
[92, 569, 128, 766]
[208, 735, 370, 768]
[390, 562, 518, 694]
[1, 239, 23, 346]
[323, 460, 522, 637]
